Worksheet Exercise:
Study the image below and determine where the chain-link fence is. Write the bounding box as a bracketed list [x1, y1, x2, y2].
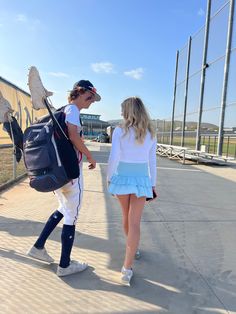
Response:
[160, 0, 236, 158]
[0, 145, 26, 188]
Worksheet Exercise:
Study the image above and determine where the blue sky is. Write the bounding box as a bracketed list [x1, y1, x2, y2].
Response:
[0, 0, 207, 121]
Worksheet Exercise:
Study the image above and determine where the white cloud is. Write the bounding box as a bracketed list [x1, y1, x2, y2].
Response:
[198, 8, 205, 16]
[91, 62, 114, 73]
[124, 67, 144, 80]
[48, 72, 69, 78]
[16, 14, 27, 22]
[15, 13, 40, 30]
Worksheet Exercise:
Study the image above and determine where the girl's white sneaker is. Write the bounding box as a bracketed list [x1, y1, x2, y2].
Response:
[121, 266, 133, 286]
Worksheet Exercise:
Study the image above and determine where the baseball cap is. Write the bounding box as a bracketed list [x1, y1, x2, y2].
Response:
[73, 80, 101, 101]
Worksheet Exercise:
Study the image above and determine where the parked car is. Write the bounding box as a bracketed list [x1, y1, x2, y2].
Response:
[96, 132, 110, 143]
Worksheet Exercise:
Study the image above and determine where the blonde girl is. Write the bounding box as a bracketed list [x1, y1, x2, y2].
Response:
[107, 97, 157, 286]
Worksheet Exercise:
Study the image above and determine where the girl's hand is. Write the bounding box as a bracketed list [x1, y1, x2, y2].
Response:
[152, 187, 158, 200]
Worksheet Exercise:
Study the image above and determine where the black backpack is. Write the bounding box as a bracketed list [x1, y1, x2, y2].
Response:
[23, 103, 80, 192]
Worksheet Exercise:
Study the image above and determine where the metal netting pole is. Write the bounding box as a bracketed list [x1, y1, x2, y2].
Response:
[170, 50, 179, 145]
[196, 0, 212, 150]
[181, 36, 192, 147]
[217, 0, 235, 155]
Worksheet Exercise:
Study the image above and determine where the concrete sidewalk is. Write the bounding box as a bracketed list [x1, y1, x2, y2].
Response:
[1, 142, 236, 314]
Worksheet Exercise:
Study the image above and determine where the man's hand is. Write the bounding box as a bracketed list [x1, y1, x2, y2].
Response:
[87, 156, 96, 169]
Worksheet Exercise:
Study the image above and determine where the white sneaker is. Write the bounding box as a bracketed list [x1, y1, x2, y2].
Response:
[57, 260, 88, 277]
[28, 66, 53, 110]
[27, 246, 54, 263]
[135, 249, 141, 260]
[121, 266, 133, 286]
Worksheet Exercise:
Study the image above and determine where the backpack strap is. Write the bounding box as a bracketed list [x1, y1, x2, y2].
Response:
[43, 99, 69, 140]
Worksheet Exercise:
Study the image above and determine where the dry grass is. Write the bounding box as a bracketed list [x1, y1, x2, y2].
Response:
[0, 147, 26, 186]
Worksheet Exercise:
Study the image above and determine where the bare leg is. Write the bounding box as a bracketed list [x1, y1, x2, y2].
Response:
[123, 194, 145, 269]
[117, 194, 131, 237]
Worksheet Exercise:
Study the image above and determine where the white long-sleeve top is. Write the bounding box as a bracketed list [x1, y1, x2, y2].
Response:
[107, 126, 157, 186]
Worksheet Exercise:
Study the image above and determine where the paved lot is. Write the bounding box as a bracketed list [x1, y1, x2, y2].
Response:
[0, 142, 236, 314]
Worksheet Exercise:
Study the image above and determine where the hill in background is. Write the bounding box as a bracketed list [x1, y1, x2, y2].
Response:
[107, 119, 218, 132]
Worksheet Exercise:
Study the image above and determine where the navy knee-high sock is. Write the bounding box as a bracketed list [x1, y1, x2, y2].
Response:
[34, 210, 64, 249]
[59, 224, 75, 268]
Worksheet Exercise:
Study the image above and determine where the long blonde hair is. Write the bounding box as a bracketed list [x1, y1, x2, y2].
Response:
[121, 97, 155, 143]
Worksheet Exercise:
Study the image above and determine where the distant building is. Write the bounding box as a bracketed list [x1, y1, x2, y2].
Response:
[80, 113, 109, 136]
[224, 127, 236, 134]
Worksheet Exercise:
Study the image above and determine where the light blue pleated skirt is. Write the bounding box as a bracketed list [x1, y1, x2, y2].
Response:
[108, 162, 153, 198]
